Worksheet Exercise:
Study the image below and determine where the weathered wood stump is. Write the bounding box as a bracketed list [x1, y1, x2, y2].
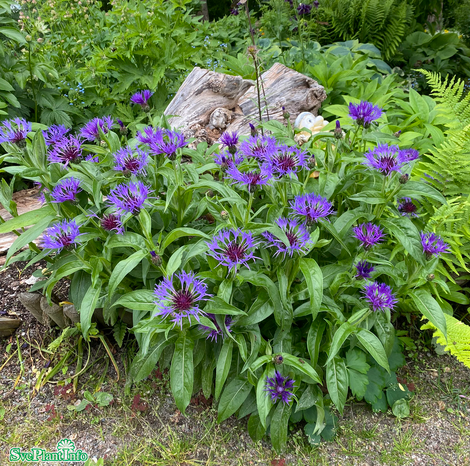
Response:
[0, 316, 22, 337]
[164, 63, 327, 145]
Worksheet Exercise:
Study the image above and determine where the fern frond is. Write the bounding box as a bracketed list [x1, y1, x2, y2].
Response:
[422, 314, 470, 369]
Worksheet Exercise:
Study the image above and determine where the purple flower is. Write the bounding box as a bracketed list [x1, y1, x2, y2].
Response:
[420, 232, 449, 259]
[262, 218, 312, 258]
[42, 125, 70, 146]
[0, 118, 32, 145]
[47, 135, 84, 166]
[227, 165, 273, 192]
[230, 7, 239, 15]
[108, 181, 151, 215]
[100, 213, 124, 234]
[353, 223, 384, 249]
[113, 146, 149, 175]
[314, 0, 319, 7]
[297, 3, 312, 14]
[144, 128, 187, 159]
[239, 135, 278, 160]
[50, 177, 82, 203]
[290, 193, 335, 224]
[214, 150, 244, 169]
[400, 148, 419, 163]
[397, 197, 418, 217]
[199, 313, 232, 342]
[80, 116, 114, 141]
[130, 90, 154, 109]
[265, 145, 308, 176]
[219, 131, 239, 154]
[153, 271, 212, 329]
[348, 101, 383, 128]
[43, 220, 82, 251]
[364, 144, 406, 176]
[85, 154, 99, 163]
[265, 371, 295, 404]
[362, 282, 397, 312]
[355, 260, 374, 279]
[206, 229, 259, 273]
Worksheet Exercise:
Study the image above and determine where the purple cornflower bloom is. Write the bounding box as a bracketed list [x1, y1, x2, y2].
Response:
[355, 260, 374, 279]
[290, 193, 335, 224]
[80, 116, 114, 141]
[0, 118, 32, 145]
[113, 146, 149, 175]
[420, 232, 450, 259]
[130, 90, 153, 109]
[265, 145, 308, 176]
[230, 8, 239, 15]
[400, 148, 419, 163]
[100, 213, 124, 234]
[314, 0, 319, 7]
[353, 223, 384, 249]
[219, 131, 239, 155]
[43, 220, 81, 251]
[85, 154, 99, 163]
[362, 282, 397, 312]
[239, 135, 278, 160]
[206, 229, 259, 273]
[42, 125, 69, 146]
[50, 177, 82, 203]
[397, 197, 418, 217]
[262, 218, 312, 258]
[214, 150, 244, 169]
[348, 101, 383, 128]
[265, 371, 295, 404]
[199, 313, 232, 342]
[153, 271, 212, 329]
[108, 181, 151, 215]
[364, 144, 406, 176]
[297, 3, 312, 14]
[47, 135, 84, 166]
[146, 128, 187, 159]
[226, 165, 273, 192]
[34, 182, 47, 204]
[136, 126, 159, 145]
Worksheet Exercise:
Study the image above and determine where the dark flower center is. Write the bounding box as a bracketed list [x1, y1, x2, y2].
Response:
[225, 242, 247, 262]
[172, 290, 194, 312]
[286, 231, 299, 247]
[378, 155, 398, 173]
[246, 173, 262, 185]
[124, 157, 140, 172]
[57, 233, 74, 247]
[11, 130, 26, 143]
[101, 215, 120, 231]
[400, 202, 417, 213]
[276, 154, 297, 172]
[63, 147, 81, 162]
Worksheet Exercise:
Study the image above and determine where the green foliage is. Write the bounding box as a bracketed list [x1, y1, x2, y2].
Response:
[422, 314, 470, 368]
[324, 0, 414, 61]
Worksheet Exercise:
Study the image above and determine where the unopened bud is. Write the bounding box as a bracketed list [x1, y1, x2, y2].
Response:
[220, 210, 229, 220]
[37, 37, 44, 43]
[249, 123, 257, 137]
[206, 189, 214, 198]
[399, 173, 409, 184]
[282, 106, 290, 120]
[334, 120, 343, 139]
[307, 156, 316, 168]
[150, 251, 162, 266]
[426, 273, 435, 281]
[100, 140, 107, 147]
[394, 130, 402, 138]
[142, 103, 150, 112]
[273, 355, 284, 365]
[25, 35, 32, 41]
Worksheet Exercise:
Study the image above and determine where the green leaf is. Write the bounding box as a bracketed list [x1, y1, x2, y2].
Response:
[217, 377, 252, 423]
[326, 357, 348, 414]
[80, 280, 102, 339]
[108, 250, 147, 299]
[106, 232, 146, 250]
[299, 258, 323, 320]
[325, 322, 356, 365]
[113, 290, 155, 312]
[356, 329, 390, 372]
[170, 333, 194, 414]
[161, 227, 210, 252]
[280, 353, 321, 384]
[399, 181, 446, 205]
[345, 348, 370, 374]
[247, 413, 266, 442]
[410, 289, 447, 338]
[205, 296, 247, 315]
[307, 320, 326, 368]
[392, 399, 410, 418]
[270, 401, 291, 452]
[381, 217, 425, 266]
[0, 206, 54, 235]
[215, 339, 233, 400]
[348, 369, 369, 399]
[256, 365, 274, 428]
[296, 384, 321, 412]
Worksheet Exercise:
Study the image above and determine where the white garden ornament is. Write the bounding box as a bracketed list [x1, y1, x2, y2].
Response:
[294, 112, 329, 145]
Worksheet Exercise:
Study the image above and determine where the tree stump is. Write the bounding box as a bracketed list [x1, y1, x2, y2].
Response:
[164, 63, 327, 145]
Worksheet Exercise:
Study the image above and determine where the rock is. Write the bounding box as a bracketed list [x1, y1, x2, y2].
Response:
[63, 304, 80, 324]
[0, 316, 22, 337]
[18, 292, 48, 325]
[40, 297, 67, 329]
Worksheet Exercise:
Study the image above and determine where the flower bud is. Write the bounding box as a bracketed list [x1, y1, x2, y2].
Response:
[206, 189, 214, 198]
[394, 130, 402, 138]
[220, 210, 229, 221]
[399, 173, 409, 184]
[273, 355, 284, 365]
[150, 251, 162, 266]
[427, 273, 435, 281]
[142, 103, 150, 113]
[37, 37, 44, 43]
[100, 140, 107, 148]
[282, 106, 290, 120]
[25, 35, 32, 41]
[249, 123, 257, 137]
[307, 156, 316, 169]
[334, 120, 343, 139]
